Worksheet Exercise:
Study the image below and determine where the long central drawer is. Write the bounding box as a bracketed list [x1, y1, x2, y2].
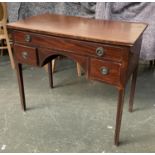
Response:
[13, 31, 126, 62]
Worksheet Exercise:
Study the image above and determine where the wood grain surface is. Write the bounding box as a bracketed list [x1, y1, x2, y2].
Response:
[7, 13, 147, 46]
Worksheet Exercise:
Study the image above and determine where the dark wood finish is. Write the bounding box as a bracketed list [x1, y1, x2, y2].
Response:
[7, 13, 147, 146]
[129, 66, 138, 112]
[7, 13, 147, 46]
[48, 61, 53, 88]
[15, 63, 26, 111]
[38, 48, 89, 73]
[115, 88, 125, 146]
[13, 31, 125, 62]
[14, 44, 38, 66]
[89, 58, 121, 86]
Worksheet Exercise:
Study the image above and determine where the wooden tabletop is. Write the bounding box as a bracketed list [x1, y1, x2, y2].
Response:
[7, 13, 147, 46]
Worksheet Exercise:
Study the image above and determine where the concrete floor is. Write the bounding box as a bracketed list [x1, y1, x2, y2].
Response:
[0, 56, 155, 153]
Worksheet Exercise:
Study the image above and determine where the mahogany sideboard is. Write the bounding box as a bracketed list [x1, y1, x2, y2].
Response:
[7, 13, 147, 146]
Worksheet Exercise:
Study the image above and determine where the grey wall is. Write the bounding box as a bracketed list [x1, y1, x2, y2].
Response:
[7, 2, 96, 22]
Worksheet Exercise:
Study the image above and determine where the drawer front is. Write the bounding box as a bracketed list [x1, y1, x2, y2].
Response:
[14, 44, 38, 66]
[89, 58, 121, 85]
[13, 31, 124, 62]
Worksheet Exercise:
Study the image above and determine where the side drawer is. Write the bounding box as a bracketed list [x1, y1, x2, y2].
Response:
[89, 58, 121, 86]
[14, 44, 38, 66]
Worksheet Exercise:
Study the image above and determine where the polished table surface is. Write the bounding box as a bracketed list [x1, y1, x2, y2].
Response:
[8, 13, 147, 46]
[7, 13, 147, 146]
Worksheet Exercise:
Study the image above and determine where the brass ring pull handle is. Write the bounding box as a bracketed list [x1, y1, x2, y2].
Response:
[22, 51, 28, 60]
[96, 47, 104, 57]
[25, 34, 31, 42]
[100, 67, 109, 75]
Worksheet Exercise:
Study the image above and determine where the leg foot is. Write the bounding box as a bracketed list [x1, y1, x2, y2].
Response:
[114, 88, 125, 146]
[48, 61, 53, 88]
[16, 63, 26, 111]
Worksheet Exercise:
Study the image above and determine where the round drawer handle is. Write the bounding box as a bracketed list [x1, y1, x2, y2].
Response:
[96, 47, 104, 57]
[100, 67, 109, 75]
[22, 51, 28, 60]
[25, 34, 31, 42]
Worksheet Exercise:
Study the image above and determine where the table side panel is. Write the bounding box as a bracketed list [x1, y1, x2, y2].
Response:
[126, 37, 142, 82]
